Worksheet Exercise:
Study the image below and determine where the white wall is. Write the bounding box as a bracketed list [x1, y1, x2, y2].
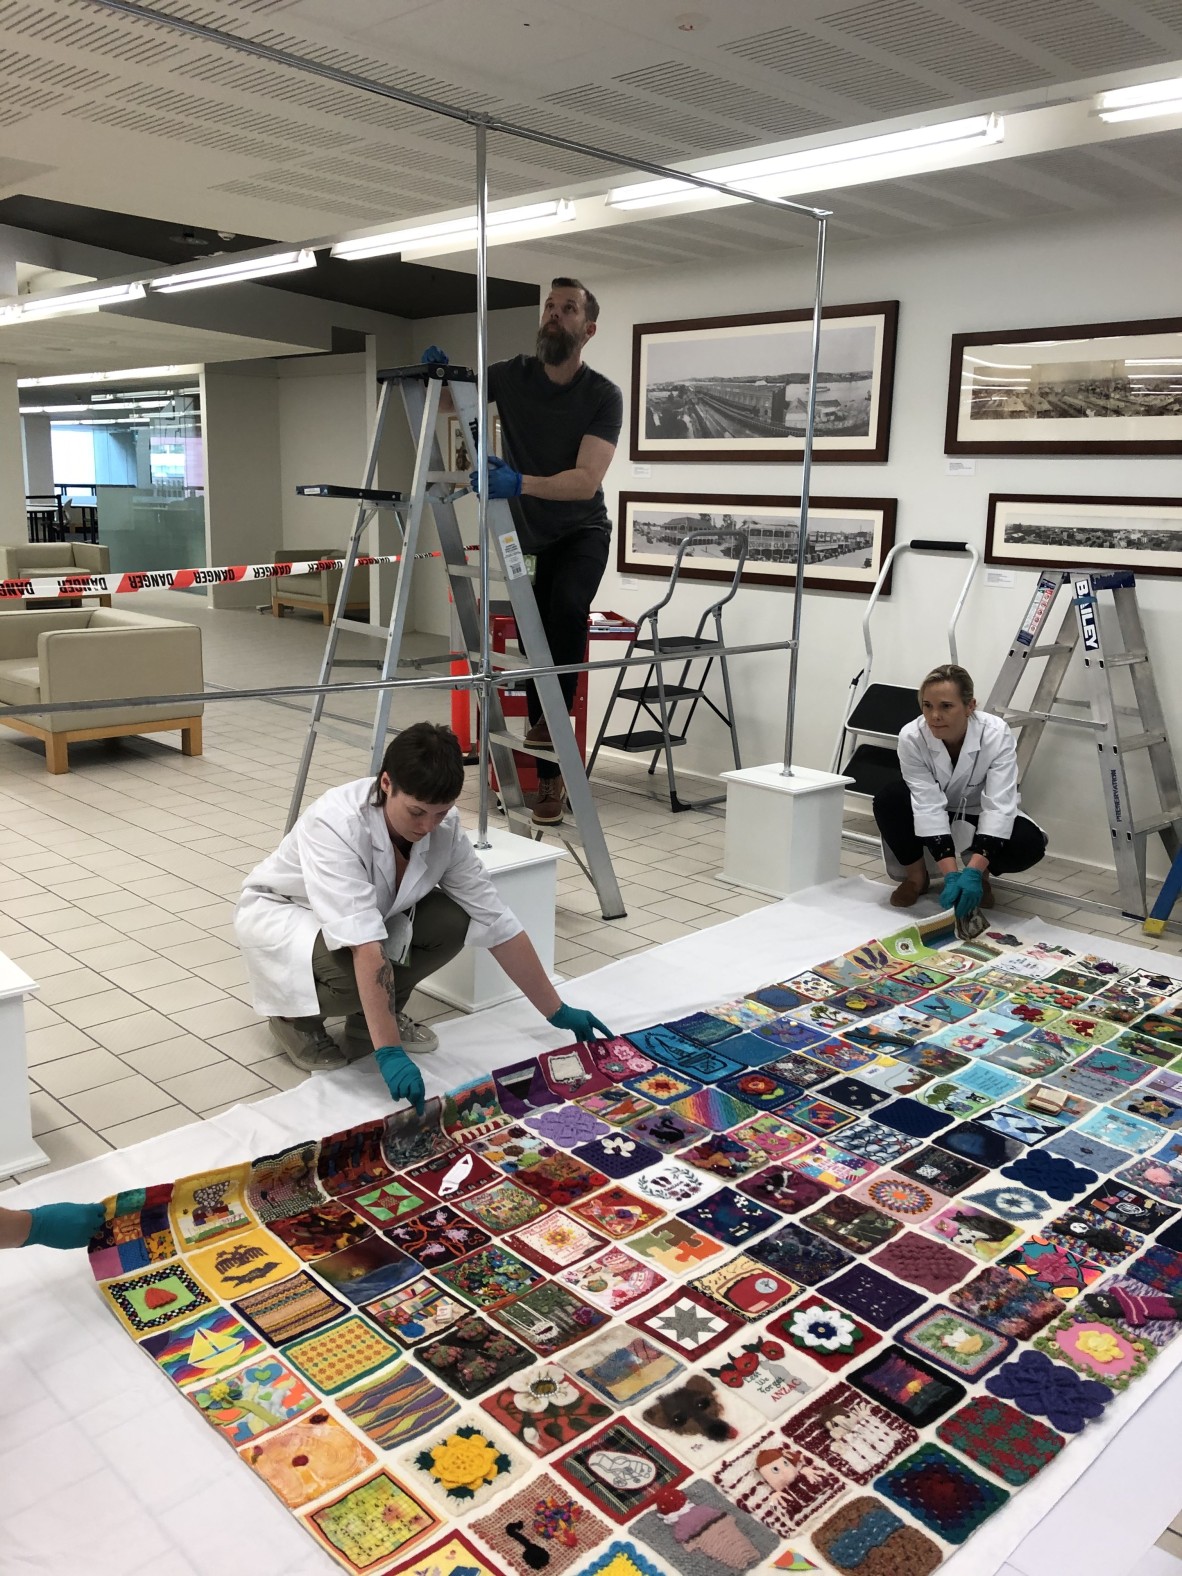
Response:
[277, 353, 372, 551]
[503, 205, 1182, 871]
[201, 363, 283, 609]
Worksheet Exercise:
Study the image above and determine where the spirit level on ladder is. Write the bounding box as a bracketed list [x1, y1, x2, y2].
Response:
[984, 568, 1182, 920]
[288, 362, 625, 921]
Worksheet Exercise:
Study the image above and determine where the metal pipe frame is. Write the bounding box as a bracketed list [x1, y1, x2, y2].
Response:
[0, 640, 796, 722]
[81, 0, 830, 785]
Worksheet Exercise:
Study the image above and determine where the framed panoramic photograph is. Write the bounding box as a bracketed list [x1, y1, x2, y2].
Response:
[986, 494, 1182, 578]
[616, 492, 897, 594]
[630, 301, 898, 464]
[947, 316, 1182, 455]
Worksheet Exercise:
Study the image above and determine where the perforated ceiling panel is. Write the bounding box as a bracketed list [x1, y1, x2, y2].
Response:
[955, 0, 1179, 72]
[818, 0, 1055, 93]
[614, 60, 837, 142]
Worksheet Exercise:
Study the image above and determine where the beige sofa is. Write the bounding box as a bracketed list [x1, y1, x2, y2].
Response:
[0, 607, 203, 773]
[271, 546, 369, 625]
[1, 542, 112, 606]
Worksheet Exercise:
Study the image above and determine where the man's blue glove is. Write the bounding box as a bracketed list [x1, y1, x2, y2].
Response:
[421, 345, 449, 365]
[375, 1046, 426, 1117]
[469, 455, 523, 499]
[24, 1201, 105, 1250]
[953, 866, 985, 920]
[548, 1002, 612, 1041]
[940, 869, 965, 910]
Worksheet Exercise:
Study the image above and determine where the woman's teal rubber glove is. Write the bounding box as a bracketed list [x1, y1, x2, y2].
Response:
[548, 1003, 612, 1041]
[375, 1046, 426, 1117]
[421, 345, 449, 365]
[940, 869, 965, 909]
[953, 866, 985, 920]
[25, 1201, 105, 1249]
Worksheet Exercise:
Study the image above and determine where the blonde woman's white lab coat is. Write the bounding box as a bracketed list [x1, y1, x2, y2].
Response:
[235, 778, 522, 1018]
[896, 709, 1023, 843]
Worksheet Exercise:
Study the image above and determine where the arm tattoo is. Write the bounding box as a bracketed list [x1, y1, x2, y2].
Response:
[376, 958, 398, 1015]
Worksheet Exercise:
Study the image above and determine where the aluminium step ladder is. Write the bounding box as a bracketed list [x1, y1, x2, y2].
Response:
[587, 530, 744, 813]
[288, 362, 624, 920]
[984, 568, 1182, 919]
[833, 539, 981, 800]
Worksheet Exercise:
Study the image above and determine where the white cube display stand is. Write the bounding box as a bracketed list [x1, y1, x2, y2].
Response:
[0, 952, 49, 1174]
[423, 827, 565, 1013]
[720, 762, 853, 899]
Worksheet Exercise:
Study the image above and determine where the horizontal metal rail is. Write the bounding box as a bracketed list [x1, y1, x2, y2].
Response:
[0, 638, 794, 721]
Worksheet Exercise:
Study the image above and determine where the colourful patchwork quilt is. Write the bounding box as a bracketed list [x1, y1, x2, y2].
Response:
[89, 919, 1182, 1574]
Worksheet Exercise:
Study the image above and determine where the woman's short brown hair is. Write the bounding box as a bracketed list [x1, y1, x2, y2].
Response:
[372, 721, 465, 805]
[918, 663, 975, 705]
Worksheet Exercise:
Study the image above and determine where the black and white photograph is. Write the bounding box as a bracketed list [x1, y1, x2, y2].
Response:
[986, 494, 1182, 578]
[631, 302, 898, 464]
[947, 317, 1182, 455]
[447, 413, 502, 472]
[618, 491, 897, 593]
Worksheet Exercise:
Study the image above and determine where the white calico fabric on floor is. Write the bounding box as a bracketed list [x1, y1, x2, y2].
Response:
[1, 875, 1179, 1576]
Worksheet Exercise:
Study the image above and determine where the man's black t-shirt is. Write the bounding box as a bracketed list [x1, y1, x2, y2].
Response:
[488, 354, 623, 552]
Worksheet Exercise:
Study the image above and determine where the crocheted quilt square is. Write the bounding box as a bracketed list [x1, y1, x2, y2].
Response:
[811, 1494, 942, 1576]
[589, 1037, 662, 1081]
[871, 1231, 974, 1294]
[746, 1220, 853, 1283]
[555, 1419, 688, 1522]
[799, 1195, 900, 1256]
[624, 1070, 704, 1106]
[1080, 1273, 1182, 1351]
[1034, 1308, 1156, 1390]
[492, 1281, 610, 1357]
[718, 1069, 807, 1112]
[984, 1348, 1113, 1433]
[538, 1045, 615, 1100]
[822, 1266, 928, 1332]
[470, 1471, 611, 1576]
[962, 1183, 1051, 1224]
[232, 1269, 350, 1345]
[849, 1345, 966, 1426]
[782, 1383, 917, 1483]
[874, 1442, 1008, 1544]
[948, 1265, 1065, 1338]
[393, 1414, 526, 1517]
[635, 1479, 780, 1575]
[936, 1395, 1064, 1485]
[733, 1117, 816, 1168]
[671, 1087, 760, 1131]
[766, 1295, 882, 1372]
[897, 1306, 1015, 1379]
[1043, 1128, 1131, 1173]
[710, 1427, 845, 1538]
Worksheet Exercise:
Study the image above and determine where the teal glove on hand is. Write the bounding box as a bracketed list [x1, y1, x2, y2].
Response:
[548, 1002, 612, 1041]
[940, 870, 965, 909]
[421, 345, 449, 365]
[954, 866, 985, 920]
[24, 1201, 105, 1250]
[375, 1046, 426, 1117]
[469, 455, 522, 499]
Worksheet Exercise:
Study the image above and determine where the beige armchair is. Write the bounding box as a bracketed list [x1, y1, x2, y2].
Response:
[0, 607, 203, 773]
[271, 546, 369, 625]
[1, 542, 112, 606]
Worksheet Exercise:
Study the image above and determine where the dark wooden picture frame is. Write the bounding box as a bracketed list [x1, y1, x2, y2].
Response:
[617, 491, 897, 594]
[631, 301, 898, 464]
[986, 493, 1182, 578]
[947, 316, 1182, 455]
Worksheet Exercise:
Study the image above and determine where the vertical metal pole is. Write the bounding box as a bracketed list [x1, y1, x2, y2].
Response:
[782, 216, 828, 776]
[474, 117, 492, 847]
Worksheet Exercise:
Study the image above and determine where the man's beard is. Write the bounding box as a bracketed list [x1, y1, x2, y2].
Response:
[536, 321, 580, 365]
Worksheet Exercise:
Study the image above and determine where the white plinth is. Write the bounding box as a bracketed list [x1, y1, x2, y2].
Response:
[423, 827, 565, 1013]
[0, 953, 49, 1174]
[721, 762, 853, 899]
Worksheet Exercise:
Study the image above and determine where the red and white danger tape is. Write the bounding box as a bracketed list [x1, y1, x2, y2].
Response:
[0, 552, 446, 602]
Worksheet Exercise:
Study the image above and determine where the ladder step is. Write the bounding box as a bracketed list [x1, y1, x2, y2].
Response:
[487, 730, 563, 759]
[1002, 708, 1102, 731]
[841, 743, 903, 799]
[600, 730, 687, 751]
[1105, 650, 1148, 667]
[296, 483, 404, 503]
[449, 563, 506, 581]
[502, 801, 587, 847]
[1134, 806, 1182, 836]
[1119, 730, 1168, 752]
[847, 682, 922, 737]
[633, 637, 721, 656]
[1020, 642, 1074, 659]
[616, 683, 700, 702]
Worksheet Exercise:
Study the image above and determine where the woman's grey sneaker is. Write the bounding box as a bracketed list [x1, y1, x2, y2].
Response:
[269, 1016, 347, 1072]
[397, 1012, 439, 1054]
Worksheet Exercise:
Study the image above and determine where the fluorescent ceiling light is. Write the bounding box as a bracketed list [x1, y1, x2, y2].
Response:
[608, 115, 1004, 210]
[1126, 357, 1182, 365]
[150, 249, 317, 293]
[1097, 76, 1182, 122]
[19, 364, 201, 387]
[0, 281, 146, 323]
[332, 200, 576, 261]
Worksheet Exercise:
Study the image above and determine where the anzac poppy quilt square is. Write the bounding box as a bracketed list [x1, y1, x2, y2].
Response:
[510, 1151, 610, 1208]
[555, 1419, 688, 1523]
[701, 1329, 818, 1418]
[491, 1280, 610, 1356]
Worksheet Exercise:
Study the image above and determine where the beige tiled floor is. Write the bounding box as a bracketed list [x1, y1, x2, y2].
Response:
[1, 595, 1180, 1190]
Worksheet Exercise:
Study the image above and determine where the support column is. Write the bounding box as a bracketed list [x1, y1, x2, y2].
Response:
[200, 362, 282, 608]
[21, 412, 54, 497]
[0, 367, 29, 547]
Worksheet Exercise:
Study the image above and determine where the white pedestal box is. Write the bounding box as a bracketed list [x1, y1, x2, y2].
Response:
[423, 827, 566, 1013]
[720, 762, 853, 899]
[0, 953, 49, 1174]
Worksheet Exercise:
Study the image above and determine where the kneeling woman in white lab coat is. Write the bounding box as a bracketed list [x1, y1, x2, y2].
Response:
[235, 721, 610, 1112]
[873, 664, 1046, 922]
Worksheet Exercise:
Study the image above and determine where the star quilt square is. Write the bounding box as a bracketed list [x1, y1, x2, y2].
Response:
[470, 1471, 611, 1575]
[972, 1103, 1064, 1146]
[492, 1280, 610, 1355]
[555, 1419, 688, 1523]
[850, 1346, 967, 1427]
[629, 1287, 743, 1360]
[716, 1068, 804, 1111]
[678, 1187, 781, 1247]
[873, 1441, 1007, 1544]
[571, 1185, 667, 1239]
[346, 1179, 434, 1227]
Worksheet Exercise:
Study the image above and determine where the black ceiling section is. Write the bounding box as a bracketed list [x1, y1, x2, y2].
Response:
[0, 196, 540, 319]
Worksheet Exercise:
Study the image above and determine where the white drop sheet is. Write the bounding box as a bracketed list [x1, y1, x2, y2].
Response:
[1, 876, 1179, 1576]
